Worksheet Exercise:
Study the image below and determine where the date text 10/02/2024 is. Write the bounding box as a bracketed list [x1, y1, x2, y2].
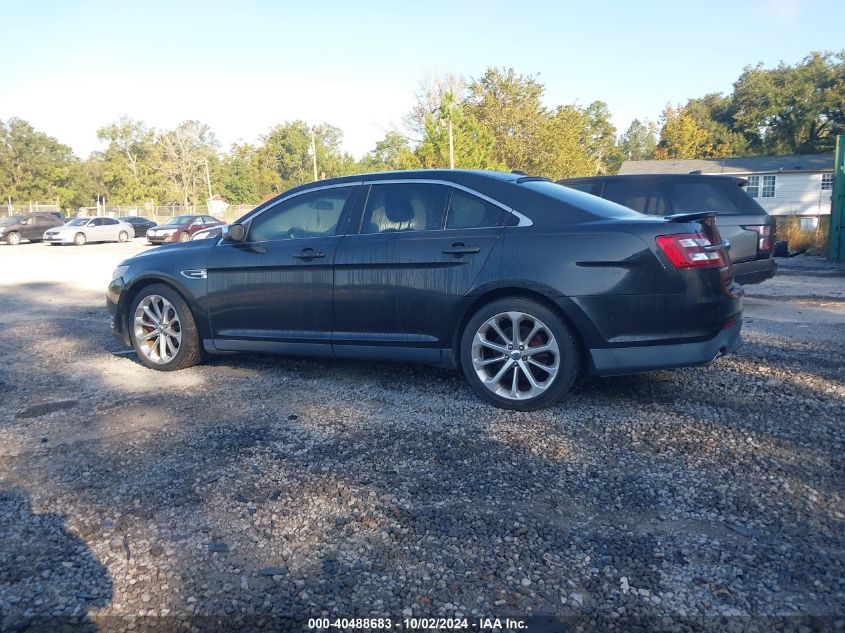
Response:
[307, 617, 527, 630]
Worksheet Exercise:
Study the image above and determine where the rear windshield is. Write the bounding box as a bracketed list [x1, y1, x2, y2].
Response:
[520, 180, 643, 219]
[665, 179, 766, 215]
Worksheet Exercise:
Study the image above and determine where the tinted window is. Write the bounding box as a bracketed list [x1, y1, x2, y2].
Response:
[249, 187, 353, 242]
[602, 180, 667, 215]
[519, 180, 641, 219]
[103, 218, 118, 225]
[360, 184, 448, 234]
[665, 179, 766, 215]
[446, 190, 506, 229]
[562, 182, 599, 194]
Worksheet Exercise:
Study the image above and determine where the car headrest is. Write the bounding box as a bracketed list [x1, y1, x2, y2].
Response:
[383, 192, 415, 223]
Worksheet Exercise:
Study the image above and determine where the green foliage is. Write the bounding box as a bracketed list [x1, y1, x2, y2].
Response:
[361, 132, 416, 171]
[617, 119, 657, 165]
[0, 118, 90, 208]
[732, 51, 845, 154]
[5, 51, 845, 211]
[654, 105, 713, 159]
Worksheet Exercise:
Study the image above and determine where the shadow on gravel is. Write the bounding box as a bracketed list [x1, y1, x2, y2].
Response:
[2, 279, 844, 625]
[0, 486, 112, 631]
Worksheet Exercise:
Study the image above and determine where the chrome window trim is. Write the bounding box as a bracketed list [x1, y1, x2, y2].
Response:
[359, 178, 533, 231]
[238, 178, 534, 234]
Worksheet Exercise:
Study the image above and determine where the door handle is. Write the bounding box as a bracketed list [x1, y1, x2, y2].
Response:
[442, 243, 481, 256]
[293, 248, 326, 260]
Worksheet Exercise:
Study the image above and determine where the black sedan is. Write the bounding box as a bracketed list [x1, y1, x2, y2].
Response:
[107, 170, 743, 410]
[121, 216, 157, 237]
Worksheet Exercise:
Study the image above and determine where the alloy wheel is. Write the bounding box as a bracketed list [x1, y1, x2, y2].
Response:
[133, 294, 182, 365]
[471, 311, 560, 401]
[7, 232, 21, 245]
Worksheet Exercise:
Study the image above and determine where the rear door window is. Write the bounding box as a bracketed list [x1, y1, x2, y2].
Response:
[445, 190, 507, 229]
[601, 180, 668, 215]
[360, 183, 449, 234]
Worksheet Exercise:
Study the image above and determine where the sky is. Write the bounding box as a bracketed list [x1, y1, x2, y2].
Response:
[1, 0, 844, 159]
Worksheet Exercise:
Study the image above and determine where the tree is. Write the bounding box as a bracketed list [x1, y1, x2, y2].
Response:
[156, 120, 218, 207]
[0, 118, 89, 208]
[465, 67, 548, 172]
[96, 117, 161, 204]
[683, 93, 747, 157]
[654, 105, 713, 159]
[617, 119, 657, 164]
[362, 131, 416, 171]
[413, 91, 504, 170]
[731, 51, 845, 154]
[583, 101, 618, 175]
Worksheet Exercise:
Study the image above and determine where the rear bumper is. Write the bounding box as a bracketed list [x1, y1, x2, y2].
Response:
[589, 319, 743, 377]
[733, 258, 777, 285]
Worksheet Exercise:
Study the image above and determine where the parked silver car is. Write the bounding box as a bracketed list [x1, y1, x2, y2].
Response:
[44, 217, 134, 246]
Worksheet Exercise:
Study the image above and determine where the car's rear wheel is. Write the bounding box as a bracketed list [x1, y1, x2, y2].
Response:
[460, 298, 580, 411]
[118, 230, 129, 242]
[6, 231, 21, 245]
[129, 283, 202, 371]
[179, 232, 190, 242]
[74, 232, 87, 246]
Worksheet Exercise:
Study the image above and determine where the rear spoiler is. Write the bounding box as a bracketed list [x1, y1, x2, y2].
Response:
[663, 211, 717, 223]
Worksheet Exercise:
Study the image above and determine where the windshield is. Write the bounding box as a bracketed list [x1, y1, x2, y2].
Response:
[66, 218, 92, 226]
[1, 215, 22, 225]
[165, 216, 193, 226]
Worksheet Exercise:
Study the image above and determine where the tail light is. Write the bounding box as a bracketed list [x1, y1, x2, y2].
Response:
[742, 224, 773, 253]
[656, 232, 725, 269]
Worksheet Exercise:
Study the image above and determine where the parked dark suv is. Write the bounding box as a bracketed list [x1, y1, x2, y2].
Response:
[558, 174, 776, 285]
[0, 212, 64, 245]
[108, 170, 743, 410]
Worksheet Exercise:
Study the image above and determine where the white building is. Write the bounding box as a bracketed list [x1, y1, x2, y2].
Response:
[619, 154, 834, 222]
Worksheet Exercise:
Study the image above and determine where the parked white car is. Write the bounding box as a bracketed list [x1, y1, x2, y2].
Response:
[43, 217, 134, 245]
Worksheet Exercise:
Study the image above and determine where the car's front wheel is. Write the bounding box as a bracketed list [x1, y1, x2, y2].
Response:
[129, 283, 202, 371]
[74, 232, 87, 246]
[460, 298, 580, 411]
[6, 231, 21, 245]
[118, 230, 129, 242]
[179, 232, 190, 242]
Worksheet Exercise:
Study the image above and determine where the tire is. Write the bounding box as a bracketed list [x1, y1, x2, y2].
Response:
[118, 230, 129, 243]
[128, 283, 203, 371]
[6, 231, 21, 245]
[178, 232, 190, 243]
[74, 232, 87, 246]
[459, 297, 580, 411]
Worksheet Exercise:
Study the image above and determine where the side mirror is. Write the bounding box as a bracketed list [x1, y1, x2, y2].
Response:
[222, 224, 246, 243]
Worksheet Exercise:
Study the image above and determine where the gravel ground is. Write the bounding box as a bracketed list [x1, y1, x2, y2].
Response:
[0, 242, 844, 632]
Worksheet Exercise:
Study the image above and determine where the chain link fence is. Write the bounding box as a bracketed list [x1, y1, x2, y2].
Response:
[1, 203, 257, 224]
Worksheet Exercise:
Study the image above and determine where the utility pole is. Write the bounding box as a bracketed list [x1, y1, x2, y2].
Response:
[448, 119, 455, 169]
[311, 128, 319, 182]
[204, 157, 213, 200]
[829, 134, 845, 261]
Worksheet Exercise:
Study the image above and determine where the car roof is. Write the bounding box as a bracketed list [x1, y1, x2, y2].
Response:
[559, 173, 747, 184]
